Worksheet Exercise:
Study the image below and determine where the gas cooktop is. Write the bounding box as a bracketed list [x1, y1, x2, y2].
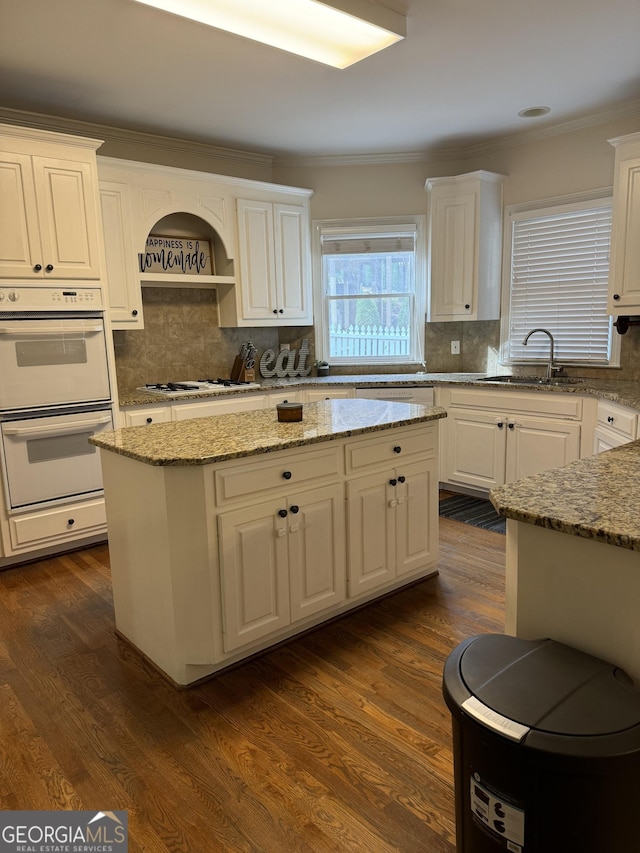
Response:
[138, 379, 261, 396]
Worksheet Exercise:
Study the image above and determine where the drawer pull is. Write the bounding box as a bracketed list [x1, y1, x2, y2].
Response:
[608, 415, 615, 423]
[67, 518, 75, 526]
[393, 446, 402, 454]
[278, 509, 288, 518]
[282, 470, 292, 480]
[146, 417, 153, 424]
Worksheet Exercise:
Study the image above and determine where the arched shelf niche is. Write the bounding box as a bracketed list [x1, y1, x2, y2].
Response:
[139, 211, 235, 288]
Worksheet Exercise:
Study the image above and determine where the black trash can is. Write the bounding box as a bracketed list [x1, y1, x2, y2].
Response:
[443, 634, 640, 853]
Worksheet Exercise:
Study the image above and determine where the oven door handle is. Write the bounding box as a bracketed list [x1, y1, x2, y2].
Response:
[3, 416, 112, 438]
[0, 324, 104, 335]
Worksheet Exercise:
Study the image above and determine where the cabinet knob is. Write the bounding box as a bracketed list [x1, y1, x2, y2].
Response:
[278, 509, 288, 518]
[45, 264, 54, 272]
[273, 309, 278, 314]
[613, 294, 621, 301]
[290, 505, 299, 514]
[398, 475, 406, 483]
[132, 309, 138, 316]
[67, 518, 75, 526]
[464, 304, 470, 310]
[608, 415, 615, 423]
[282, 470, 292, 480]
[34, 264, 42, 272]
[508, 422, 515, 430]
[389, 478, 397, 486]
[279, 309, 284, 314]
[393, 445, 402, 454]
[496, 421, 504, 429]
[146, 417, 153, 424]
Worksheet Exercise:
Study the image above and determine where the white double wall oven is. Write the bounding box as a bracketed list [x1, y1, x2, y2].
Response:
[0, 285, 114, 517]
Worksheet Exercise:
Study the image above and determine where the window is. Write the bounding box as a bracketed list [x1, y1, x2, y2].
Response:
[313, 217, 426, 365]
[501, 194, 618, 367]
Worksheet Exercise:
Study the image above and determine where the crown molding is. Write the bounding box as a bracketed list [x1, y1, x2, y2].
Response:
[275, 98, 640, 168]
[0, 107, 274, 169]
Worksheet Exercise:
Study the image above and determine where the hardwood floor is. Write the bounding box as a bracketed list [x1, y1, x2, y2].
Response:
[0, 519, 505, 852]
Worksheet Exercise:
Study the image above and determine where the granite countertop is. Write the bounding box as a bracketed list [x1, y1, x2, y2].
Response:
[119, 373, 640, 414]
[490, 441, 640, 551]
[90, 398, 447, 466]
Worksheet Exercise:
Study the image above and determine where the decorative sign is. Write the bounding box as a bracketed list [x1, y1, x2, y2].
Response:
[138, 235, 213, 275]
[260, 339, 312, 378]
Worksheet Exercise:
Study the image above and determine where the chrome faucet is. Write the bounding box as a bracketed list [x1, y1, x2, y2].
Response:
[522, 328, 561, 381]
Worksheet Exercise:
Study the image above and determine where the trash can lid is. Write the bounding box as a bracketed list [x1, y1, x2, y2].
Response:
[459, 635, 640, 737]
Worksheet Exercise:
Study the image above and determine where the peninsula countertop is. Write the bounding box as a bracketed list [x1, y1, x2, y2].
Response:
[90, 398, 447, 466]
[490, 440, 640, 551]
[119, 372, 640, 414]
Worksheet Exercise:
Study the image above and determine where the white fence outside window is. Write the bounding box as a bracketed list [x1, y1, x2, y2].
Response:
[330, 323, 410, 358]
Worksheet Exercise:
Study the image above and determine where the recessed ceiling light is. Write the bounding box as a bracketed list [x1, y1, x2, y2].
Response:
[131, 0, 406, 69]
[518, 106, 551, 119]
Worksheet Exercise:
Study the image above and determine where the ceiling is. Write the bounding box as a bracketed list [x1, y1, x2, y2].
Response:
[0, 0, 639, 159]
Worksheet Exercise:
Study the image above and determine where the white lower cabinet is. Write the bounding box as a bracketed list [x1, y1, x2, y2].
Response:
[172, 395, 266, 420]
[303, 388, 352, 402]
[123, 405, 172, 427]
[218, 483, 345, 652]
[593, 400, 638, 453]
[347, 459, 437, 598]
[7, 498, 106, 553]
[440, 388, 582, 491]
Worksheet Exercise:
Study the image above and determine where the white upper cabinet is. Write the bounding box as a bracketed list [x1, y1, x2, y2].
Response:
[99, 180, 143, 328]
[425, 170, 505, 322]
[219, 197, 312, 327]
[0, 125, 103, 280]
[607, 132, 640, 315]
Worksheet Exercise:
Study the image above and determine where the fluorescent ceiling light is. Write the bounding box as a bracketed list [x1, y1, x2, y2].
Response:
[131, 0, 406, 68]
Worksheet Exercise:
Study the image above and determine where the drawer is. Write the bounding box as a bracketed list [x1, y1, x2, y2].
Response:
[596, 401, 638, 440]
[448, 387, 583, 420]
[9, 499, 107, 550]
[215, 446, 341, 504]
[123, 406, 172, 427]
[172, 395, 266, 421]
[346, 426, 437, 473]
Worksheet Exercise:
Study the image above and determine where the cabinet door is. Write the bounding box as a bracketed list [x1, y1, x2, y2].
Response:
[347, 470, 395, 597]
[236, 198, 277, 321]
[394, 459, 438, 578]
[0, 151, 42, 277]
[608, 152, 640, 313]
[100, 181, 144, 328]
[593, 426, 628, 454]
[218, 499, 290, 652]
[273, 203, 311, 323]
[505, 416, 580, 483]
[32, 156, 102, 279]
[429, 192, 476, 320]
[288, 484, 346, 622]
[445, 409, 506, 490]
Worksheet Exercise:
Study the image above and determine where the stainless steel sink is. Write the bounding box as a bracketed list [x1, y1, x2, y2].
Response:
[477, 375, 585, 386]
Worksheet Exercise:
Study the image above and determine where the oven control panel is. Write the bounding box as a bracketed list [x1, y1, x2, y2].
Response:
[0, 286, 104, 311]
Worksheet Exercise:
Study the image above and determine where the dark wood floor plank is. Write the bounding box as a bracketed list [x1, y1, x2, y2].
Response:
[0, 516, 505, 852]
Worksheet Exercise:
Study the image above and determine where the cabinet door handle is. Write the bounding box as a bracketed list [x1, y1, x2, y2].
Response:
[464, 303, 470, 310]
[34, 264, 42, 272]
[398, 475, 406, 483]
[282, 470, 292, 480]
[132, 309, 138, 317]
[45, 264, 54, 272]
[278, 509, 288, 518]
[389, 478, 397, 486]
[273, 309, 278, 314]
[496, 421, 504, 429]
[613, 294, 621, 301]
[279, 308, 284, 314]
[290, 505, 299, 514]
[393, 445, 402, 454]
[508, 422, 515, 430]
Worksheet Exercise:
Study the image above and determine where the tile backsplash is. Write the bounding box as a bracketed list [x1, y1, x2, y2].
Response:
[112, 287, 640, 391]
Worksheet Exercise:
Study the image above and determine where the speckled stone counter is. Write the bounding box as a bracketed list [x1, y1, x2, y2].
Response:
[119, 372, 640, 414]
[92, 398, 447, 465]
[490, 440, 640, 551]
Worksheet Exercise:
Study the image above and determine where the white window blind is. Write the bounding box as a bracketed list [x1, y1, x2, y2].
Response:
[506, 200, 613, 365]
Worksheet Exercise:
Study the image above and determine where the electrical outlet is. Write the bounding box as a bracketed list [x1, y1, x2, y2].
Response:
[451, 340, 460, 355]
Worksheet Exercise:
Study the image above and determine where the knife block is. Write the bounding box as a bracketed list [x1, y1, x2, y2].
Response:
[239, 366, 255, 382]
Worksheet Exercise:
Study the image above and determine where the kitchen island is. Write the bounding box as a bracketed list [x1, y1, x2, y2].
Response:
[491, 440, 640, 683]
[91, 398, 446, 685]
